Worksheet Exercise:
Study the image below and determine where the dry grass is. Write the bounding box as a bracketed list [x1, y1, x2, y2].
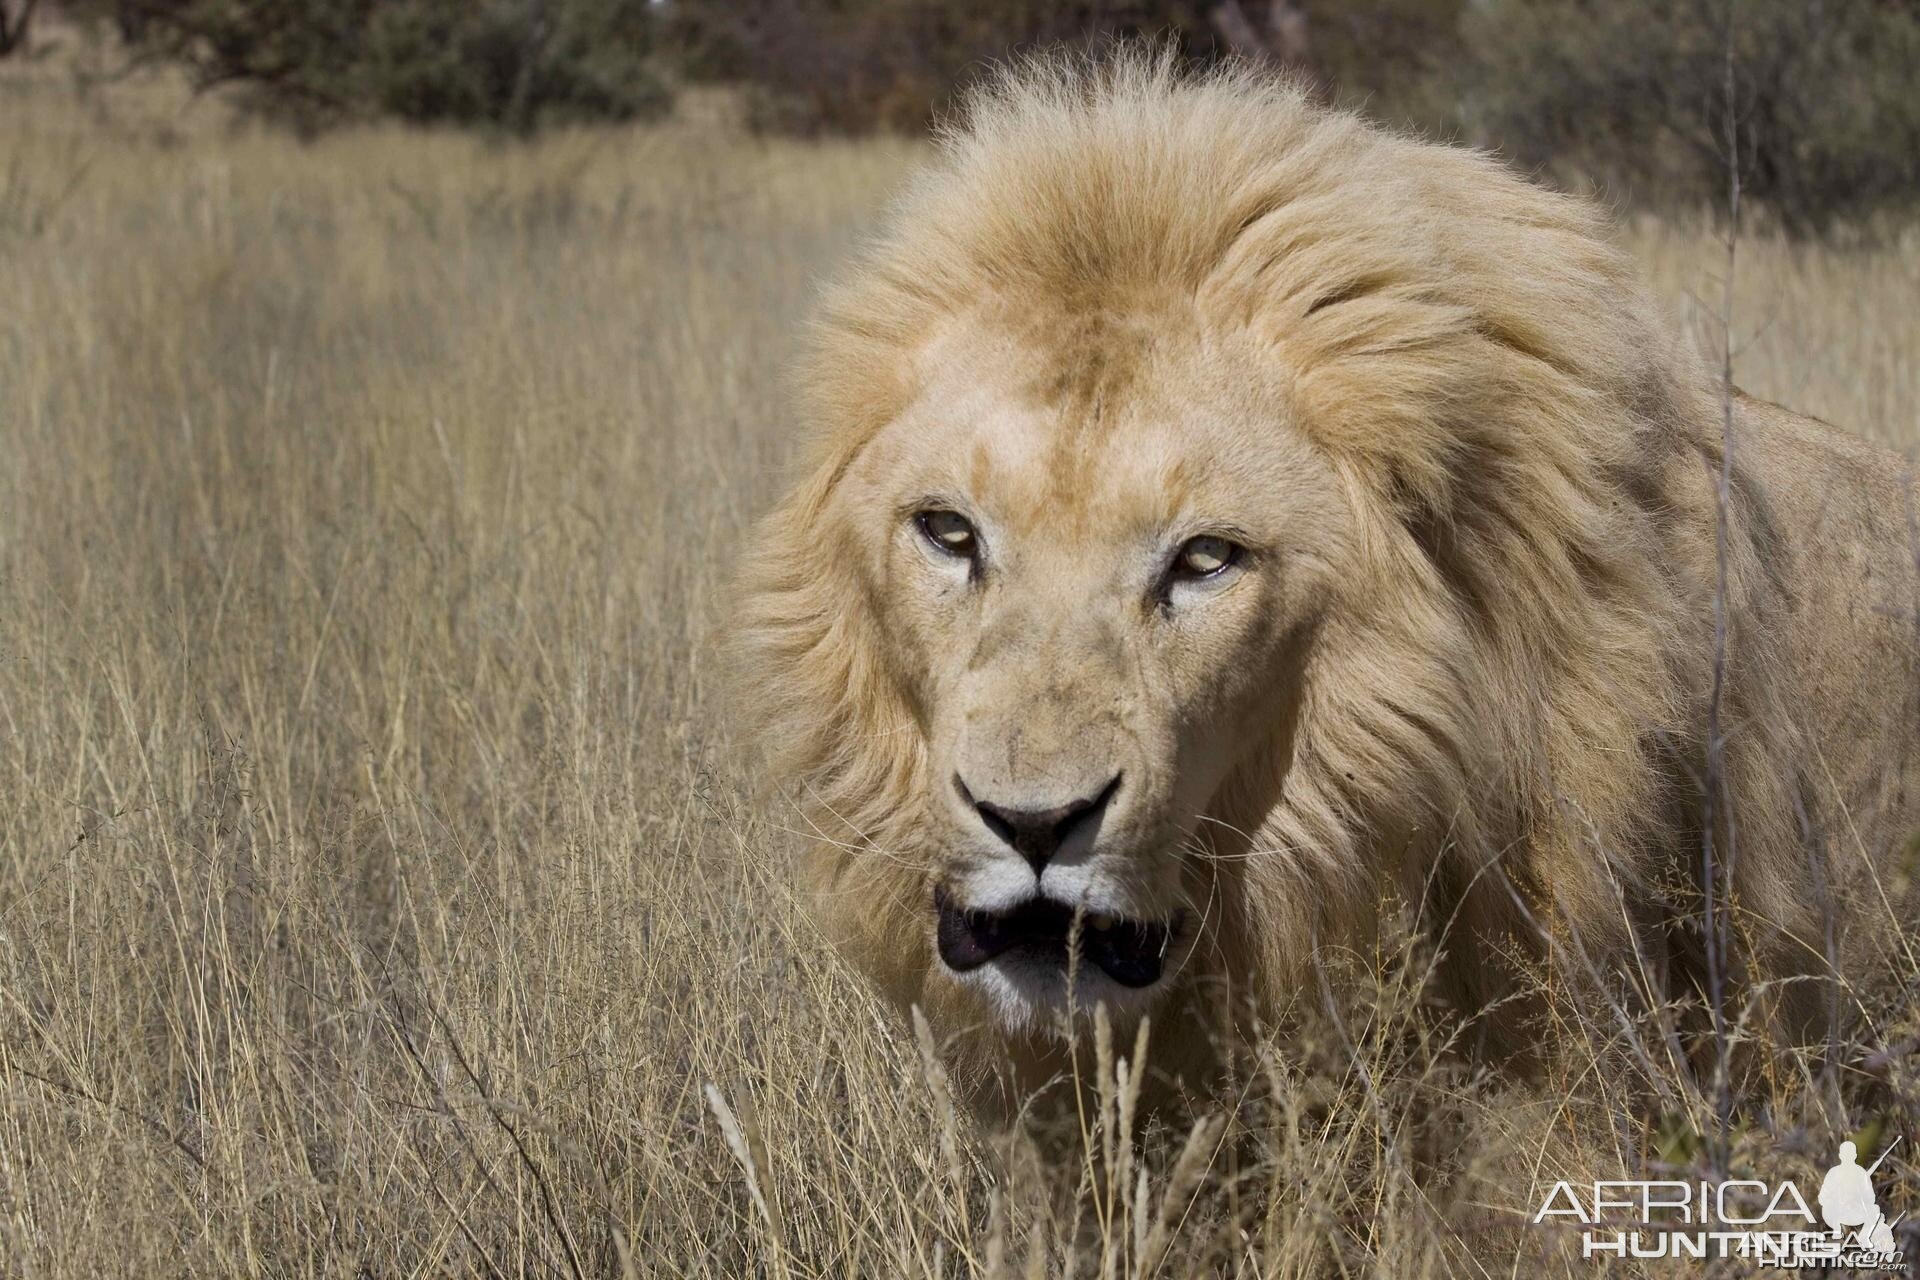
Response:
[1, 56, 1916, 1278]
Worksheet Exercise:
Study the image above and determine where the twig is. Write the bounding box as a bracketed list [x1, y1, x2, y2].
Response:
[10, 1064, 207, 1172]
[418, 990, 590, 1280]
[380, 973, 576, 1280]
[0, 0, 40, 58]
[1700, 0, 1744, 1171]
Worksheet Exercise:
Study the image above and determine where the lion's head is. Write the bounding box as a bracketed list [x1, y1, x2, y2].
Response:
[808, 307, 1353, 1032]
[735, 55, 1720, 1070]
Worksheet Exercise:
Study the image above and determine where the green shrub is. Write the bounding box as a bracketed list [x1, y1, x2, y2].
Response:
[63, 0, 1920, 232]
[1452, 0, 1920, 233]
[78, 0, 671, 133]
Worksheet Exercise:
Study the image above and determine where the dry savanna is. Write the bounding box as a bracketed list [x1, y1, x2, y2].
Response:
[1, 53, 1917, 1279]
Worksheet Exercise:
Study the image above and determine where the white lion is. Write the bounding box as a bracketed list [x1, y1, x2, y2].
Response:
[734, 54, 1920, 1105]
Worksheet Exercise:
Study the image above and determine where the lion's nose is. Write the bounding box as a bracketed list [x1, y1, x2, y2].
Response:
[957, 773, 1122, 874]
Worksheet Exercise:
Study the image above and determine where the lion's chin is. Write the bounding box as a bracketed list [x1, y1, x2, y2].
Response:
[945, 953, 1177, 1039]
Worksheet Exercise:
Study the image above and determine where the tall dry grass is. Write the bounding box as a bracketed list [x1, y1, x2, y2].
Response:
[1, 58, 1916, 1277]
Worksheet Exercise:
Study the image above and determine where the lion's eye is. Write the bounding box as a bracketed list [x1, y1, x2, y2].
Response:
[1174, 535, 1241, 579]
[917, 509, 979, 560]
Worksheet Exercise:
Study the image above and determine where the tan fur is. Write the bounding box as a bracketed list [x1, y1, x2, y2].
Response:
[733, 54, 1920, 1100]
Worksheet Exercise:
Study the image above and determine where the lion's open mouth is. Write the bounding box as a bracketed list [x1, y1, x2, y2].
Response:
[934, 888, 1177, 988]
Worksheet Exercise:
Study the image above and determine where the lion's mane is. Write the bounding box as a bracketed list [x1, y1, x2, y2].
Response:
[735, 54, 1835, 1055]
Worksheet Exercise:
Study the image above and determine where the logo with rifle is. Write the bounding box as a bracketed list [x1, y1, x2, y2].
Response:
[1533, 1137, 1905, 1269]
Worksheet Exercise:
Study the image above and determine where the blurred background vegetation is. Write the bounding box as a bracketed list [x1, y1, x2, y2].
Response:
[1, 0, 1917, 232]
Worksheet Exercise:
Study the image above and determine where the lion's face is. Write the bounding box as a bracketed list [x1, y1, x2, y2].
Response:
[828, 314, 1354, 1031]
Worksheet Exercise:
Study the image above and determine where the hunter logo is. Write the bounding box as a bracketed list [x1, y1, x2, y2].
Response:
[1817, 1141, 1899, 1255]
[1533, 1139, 1905, 1269]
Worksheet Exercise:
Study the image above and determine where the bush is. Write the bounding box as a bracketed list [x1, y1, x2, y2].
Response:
[79, 0, 671, 133]
[1453, 0, 1920, 234]
[61, 0, 1920, 233]
[663, 0, 1461, 136]
[661, 1, 1191, 136]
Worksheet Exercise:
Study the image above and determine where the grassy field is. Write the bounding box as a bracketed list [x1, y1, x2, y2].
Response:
[1, 56, 1916, 1278]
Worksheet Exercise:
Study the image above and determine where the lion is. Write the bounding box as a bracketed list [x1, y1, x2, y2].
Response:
[733, 55, 1919, 1107]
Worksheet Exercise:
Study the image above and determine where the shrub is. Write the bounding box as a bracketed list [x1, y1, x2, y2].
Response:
[662, 0, 1191, 136]
[1452, 0, 1920, 234]
[75, 0, 671, 133]
[59, 0, 1920, 233]
[662, 0, 1462, 136]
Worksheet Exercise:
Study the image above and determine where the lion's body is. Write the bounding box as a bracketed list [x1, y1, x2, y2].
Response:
[735, 56, 1919, 1100]
[1717, 397, 1919, 984]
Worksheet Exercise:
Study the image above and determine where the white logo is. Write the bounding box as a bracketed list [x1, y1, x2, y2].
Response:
[1533, 1138, 1905, 1269]
[1818, 1140, 1900, 1255]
